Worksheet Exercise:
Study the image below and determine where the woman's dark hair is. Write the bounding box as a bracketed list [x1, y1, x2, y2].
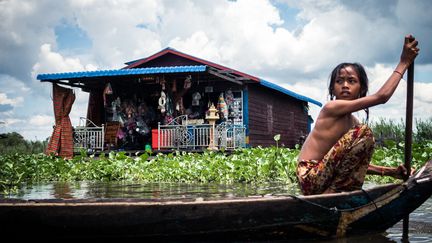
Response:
[328, 63, 369, 120]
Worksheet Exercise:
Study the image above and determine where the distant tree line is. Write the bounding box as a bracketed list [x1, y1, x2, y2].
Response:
[371, 118, 432, 146]
[0, 132, 48, 155]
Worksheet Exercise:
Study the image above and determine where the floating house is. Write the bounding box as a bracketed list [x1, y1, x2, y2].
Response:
[38, 48, 321, 157]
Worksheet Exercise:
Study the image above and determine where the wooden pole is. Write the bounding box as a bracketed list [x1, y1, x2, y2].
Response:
[402, 60, 414, 241]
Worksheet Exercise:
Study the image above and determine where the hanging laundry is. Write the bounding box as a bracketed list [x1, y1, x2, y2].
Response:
[225, 89, 234, 106]
[158, 91, 166, 113]
[192, 92, 201, 106]
[103, 83, 113, 107]
[172, 79, 177, 92]
[217, 92, 228, 120]
[111, 97, 121, 122]
[165, 93, 174, 116]
[160, 76, 166, 90]
[116, 128, 126, 141]
[124, 100, 136, 118]
[175, 97, 185, 114]
[184, 75, 192, 89]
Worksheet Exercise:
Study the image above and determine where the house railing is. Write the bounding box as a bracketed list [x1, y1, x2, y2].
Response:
[72, 115, 246, 152]
[215, 121, 246, 150]
[157, 115, 246, 150]
[73, 117, 104, 152]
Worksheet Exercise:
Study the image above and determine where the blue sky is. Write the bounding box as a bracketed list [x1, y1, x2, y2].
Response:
[55, 20, 93, 52]
[1, 0, 432, 141]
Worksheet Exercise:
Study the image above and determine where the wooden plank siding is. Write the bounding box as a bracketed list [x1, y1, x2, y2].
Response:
[247, 84, 309, 148]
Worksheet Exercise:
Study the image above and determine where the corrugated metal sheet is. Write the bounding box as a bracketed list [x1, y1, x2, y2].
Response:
[259, 79, 322, 107]
[37, 65, 208, 81]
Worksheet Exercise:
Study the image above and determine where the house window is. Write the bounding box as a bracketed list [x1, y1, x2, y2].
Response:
[228, 91, 243, 125]
[290, 111, 294, 128]
[267, 104, 273, 133]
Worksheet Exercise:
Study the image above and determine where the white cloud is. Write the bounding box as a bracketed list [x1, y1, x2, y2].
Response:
[29, 115, 53, 126]
[0, 74, 31, 94]
[0, 93, 24, 106]
[169, 31, 222, 62]
[158, 0, 289, 72]
[32, 43, 88, 76]
[1, 118, 23, 127]
[366, 63, 432, 123]
[1, 0, 432, 141]
[415, 82, 432, 103]
[0, 0, 71, 82]
[68, 0, 163, 68]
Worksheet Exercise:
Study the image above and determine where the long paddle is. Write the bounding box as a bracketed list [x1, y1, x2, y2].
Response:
[402, 56, 414, 240]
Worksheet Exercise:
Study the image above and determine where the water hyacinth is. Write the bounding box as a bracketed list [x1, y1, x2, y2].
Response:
[1, 142, 431, 194]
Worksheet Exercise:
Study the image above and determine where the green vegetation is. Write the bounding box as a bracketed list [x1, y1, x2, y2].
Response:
[1, 141, 431, 194]
[0, 132, 47, 155]
[371, 117, 432, 145]
[0, 147, 298, 193]
[1, 118, 431, 194]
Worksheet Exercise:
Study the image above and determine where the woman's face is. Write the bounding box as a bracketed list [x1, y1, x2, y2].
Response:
[333, 66, 361, 100]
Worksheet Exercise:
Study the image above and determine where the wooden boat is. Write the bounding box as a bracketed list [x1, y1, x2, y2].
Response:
[1, 160, 431, 240]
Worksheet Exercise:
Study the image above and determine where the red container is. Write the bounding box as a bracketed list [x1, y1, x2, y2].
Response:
[151, 129, 158, 149]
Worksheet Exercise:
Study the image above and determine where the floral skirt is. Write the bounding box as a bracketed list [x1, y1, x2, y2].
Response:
[296, 124, 375, 195]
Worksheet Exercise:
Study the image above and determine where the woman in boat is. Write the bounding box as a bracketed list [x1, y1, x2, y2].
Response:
[297, 34, 419, 195]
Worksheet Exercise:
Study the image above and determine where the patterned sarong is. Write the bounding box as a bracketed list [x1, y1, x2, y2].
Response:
[296, 124, 375, 195]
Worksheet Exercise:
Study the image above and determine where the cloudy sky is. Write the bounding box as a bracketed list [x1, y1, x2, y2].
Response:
[1, 0, 431, 141]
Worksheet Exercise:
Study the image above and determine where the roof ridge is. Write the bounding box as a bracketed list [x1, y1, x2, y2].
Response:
[259, 79, 322, 107]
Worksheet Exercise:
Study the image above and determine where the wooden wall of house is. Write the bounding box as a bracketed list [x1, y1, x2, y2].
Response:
[247, 84, 309, 148]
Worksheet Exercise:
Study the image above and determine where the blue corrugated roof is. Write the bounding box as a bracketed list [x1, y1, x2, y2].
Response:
[259, 79, 322, 107]
[37, 65, 207, 81]
[36, 64, 320, 106]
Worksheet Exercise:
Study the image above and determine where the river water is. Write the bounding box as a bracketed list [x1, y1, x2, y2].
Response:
[2, 181, 431, 242]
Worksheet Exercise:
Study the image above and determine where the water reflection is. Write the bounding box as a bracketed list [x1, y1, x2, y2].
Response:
[2, 181, 301, 200]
